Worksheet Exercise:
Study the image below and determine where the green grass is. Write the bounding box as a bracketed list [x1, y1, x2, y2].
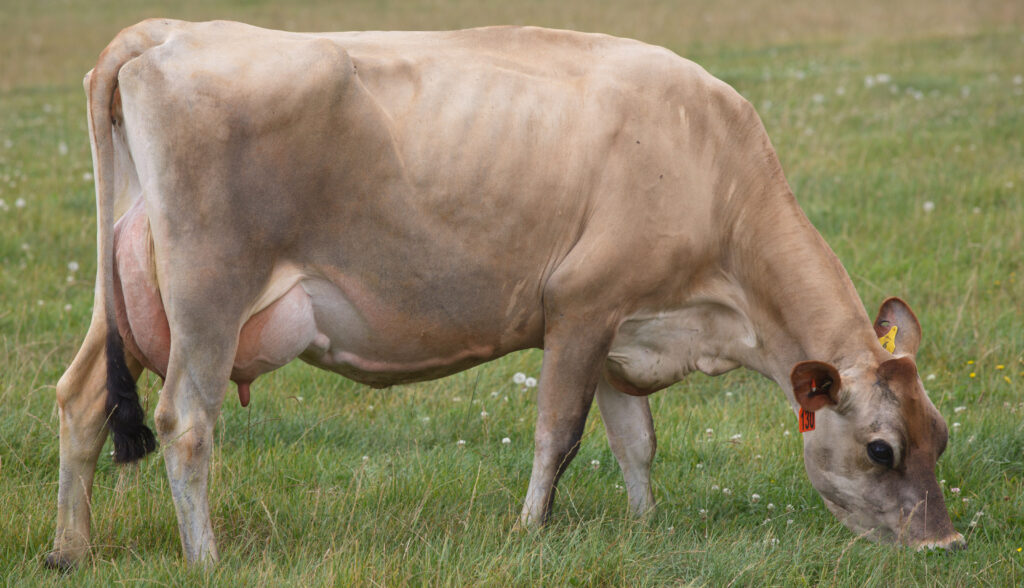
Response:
[2, 1, 1023, 585]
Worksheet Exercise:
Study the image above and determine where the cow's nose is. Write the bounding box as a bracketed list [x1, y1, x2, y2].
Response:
[915, 532, 966, 551]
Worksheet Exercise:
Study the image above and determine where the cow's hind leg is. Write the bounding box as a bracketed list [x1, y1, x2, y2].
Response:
[596, 377, 656, 516]
[154, 309, 242, 564]
[47, 313, 143, 569]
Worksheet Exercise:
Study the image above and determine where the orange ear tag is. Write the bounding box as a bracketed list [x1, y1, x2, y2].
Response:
[798, 408, 815, 433]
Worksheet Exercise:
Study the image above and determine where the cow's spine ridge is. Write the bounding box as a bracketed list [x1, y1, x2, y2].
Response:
[89, 20, 174, 462]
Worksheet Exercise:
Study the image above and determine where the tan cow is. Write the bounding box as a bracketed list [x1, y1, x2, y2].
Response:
[48, 19, 963, 567]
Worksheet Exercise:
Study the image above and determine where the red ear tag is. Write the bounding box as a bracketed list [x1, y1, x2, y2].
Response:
[798, 408, 815, 433]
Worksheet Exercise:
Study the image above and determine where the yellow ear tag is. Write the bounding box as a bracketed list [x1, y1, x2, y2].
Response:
[878, 325, 898, 353]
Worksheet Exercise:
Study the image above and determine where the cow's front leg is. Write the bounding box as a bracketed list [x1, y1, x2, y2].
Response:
[518, 327, 611, 527]
[47, 314, 142, 569]
[154, 331, 235, 564]
[596, 376, 656, 516]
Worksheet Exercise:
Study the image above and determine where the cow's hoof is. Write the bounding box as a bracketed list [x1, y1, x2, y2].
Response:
[915, 532, 967, 552]
[43, 550, 78, 572]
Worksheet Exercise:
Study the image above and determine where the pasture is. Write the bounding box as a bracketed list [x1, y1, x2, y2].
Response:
[1, 0, 1022, 584]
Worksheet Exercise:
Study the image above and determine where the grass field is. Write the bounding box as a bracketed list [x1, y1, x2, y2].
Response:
[2, 0, 1023, 585]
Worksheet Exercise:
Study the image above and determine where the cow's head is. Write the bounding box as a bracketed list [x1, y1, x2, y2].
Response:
[792, 298, 964, 549]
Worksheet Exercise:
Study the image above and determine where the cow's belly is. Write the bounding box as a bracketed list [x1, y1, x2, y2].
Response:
[114, 205, 533, 399]
[293, 276, 521, 387]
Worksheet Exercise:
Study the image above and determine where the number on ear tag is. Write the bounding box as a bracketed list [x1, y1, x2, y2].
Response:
[798, 408, 815, 433]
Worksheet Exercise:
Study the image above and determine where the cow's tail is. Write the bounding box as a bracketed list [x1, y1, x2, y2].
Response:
[88, 20, 174, 463]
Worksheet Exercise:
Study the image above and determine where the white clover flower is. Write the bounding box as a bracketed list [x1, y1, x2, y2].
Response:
[696, 463, 704, 469]
[362, 455, 369, 462]
[725, 391, 734, 397]
[501, 437, 511, 445]
[864, 75, 876, 88]
[15, 197, 26, 208]
[787, 519, 794, 525]
[927, 374, 936, 381]
[590, 459, 601, 469]
[524, 377, 537, 388]
[755, 454, 762, 460]
[1014, 74, 1023, 85]
[490, 390, 499, 398]
[954, 406, 966, 413]
[953, 422, 961, 430]
[922, 200, 935, 213]
[452, 397, 462, 402]
[711, 484, 720, 492]
[63, 304, 72, 312]
[876, 73, 891, 84]
[705, 428, 714, 437]
[513, 372, 527, 384]
[456, 439, 466, 446]
[0, 199, 7, 211]
[812, 93, 824, 104]
[698, 508, 707, 515]
[67, 261, 79, 272]
[368, 405, 374, 411]
[421, 416, 430, 423]
[950, 487, 961, 494]
[83, 172, 93, 181]
[722, 487, 732, 495]
[730, 434, 742, 441]
[58, 141, 68, 156]
[786, 504, 794, 512]
[751, 493, 761, 503]
[783, 430, 791, 436]
[767, 503, 775, 511]
[836, 86, 846, 96]
[480, 410, 489, 419]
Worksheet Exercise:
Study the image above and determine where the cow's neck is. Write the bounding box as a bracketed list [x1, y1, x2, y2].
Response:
[718, 161, 882, 402]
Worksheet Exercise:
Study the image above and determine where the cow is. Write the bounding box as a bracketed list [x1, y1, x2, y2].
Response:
[47, 19, 963, 568]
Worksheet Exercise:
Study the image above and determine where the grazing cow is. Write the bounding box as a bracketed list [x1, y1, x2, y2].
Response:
[48, 19, 963, 567]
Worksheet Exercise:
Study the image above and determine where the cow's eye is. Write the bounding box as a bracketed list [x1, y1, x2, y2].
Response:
[867, 440, 894, 467]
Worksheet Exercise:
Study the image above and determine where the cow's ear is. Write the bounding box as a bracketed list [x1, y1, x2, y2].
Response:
[791, 361, 841, 412]
[873, 297, 922, 358]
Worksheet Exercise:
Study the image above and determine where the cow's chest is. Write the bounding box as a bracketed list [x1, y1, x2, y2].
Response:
[604, 303, 758, 395]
